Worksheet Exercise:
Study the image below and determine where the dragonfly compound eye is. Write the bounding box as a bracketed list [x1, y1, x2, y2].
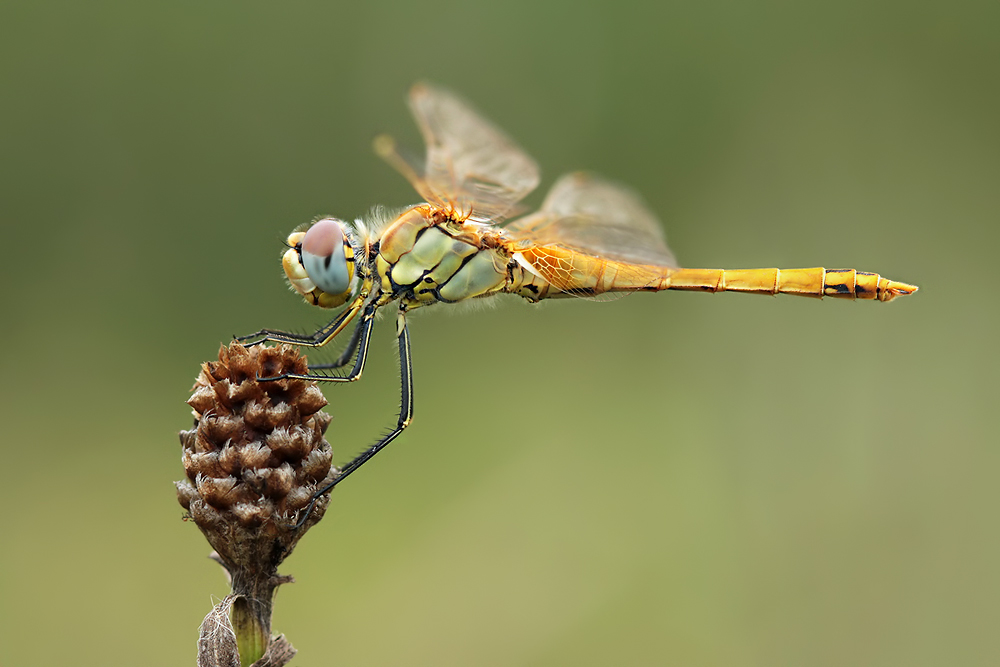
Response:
[301, 218, 353, 305]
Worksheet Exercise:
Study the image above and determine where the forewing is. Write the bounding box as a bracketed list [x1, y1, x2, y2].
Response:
[506, 172, 678, 267]
[405, 82, 540, 221]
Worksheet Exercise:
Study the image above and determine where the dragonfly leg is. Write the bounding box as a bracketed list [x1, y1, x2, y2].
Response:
[258, 303, 376, 383]
[308, 316, 366, 371]
[235, 294, 365, 349]
[292, 310, 413, 528]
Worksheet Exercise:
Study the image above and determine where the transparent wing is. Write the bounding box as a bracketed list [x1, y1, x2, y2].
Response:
[505, 172, 678, 267]
[376, 82, 540, 222]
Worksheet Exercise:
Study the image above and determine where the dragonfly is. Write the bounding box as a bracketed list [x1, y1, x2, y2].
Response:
[240, 82, 917, 512]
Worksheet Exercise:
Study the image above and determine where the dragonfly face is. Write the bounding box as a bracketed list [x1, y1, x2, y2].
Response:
[240, 82, 917, 525]
[282, 218, 362, 309]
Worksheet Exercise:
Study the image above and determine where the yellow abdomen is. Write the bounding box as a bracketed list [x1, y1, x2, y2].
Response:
[510, 246, 917, 302]
[663, 267, 917, 302]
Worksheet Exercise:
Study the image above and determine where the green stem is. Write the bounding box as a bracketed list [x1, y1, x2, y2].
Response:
[229, 571, 278, 666]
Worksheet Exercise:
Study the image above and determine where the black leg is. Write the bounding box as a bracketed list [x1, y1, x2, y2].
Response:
[308, 316, 366, 371]
[259, 305, 376, 383]
[292, 311, 413, 528]
[236, 294, 364, 349]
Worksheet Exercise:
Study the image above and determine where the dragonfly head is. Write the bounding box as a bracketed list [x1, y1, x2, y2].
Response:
[282, 218, 359, 308]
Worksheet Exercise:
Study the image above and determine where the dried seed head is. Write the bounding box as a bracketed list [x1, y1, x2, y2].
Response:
[176, 342, 338, 572]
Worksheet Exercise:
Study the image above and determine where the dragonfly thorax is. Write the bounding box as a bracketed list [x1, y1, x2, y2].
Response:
[372, 205, 511, 307]
[283, 218, 362, 309]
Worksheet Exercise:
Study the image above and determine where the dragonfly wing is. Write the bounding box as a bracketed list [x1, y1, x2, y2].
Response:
[400, 82, 540, 221]
[506, 172, 678, 267]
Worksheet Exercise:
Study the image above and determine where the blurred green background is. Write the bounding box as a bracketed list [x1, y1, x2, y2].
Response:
[1, 1, 997, 665]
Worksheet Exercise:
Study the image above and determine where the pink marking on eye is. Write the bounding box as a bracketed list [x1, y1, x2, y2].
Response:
[302, 219, 343, 257]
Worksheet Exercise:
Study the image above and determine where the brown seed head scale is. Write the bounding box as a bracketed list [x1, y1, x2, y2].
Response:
[177, 342, 337, 666]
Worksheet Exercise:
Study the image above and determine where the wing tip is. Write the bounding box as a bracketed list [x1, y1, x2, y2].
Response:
[410, 81, 431, 98]
[372, 133, 396, 158]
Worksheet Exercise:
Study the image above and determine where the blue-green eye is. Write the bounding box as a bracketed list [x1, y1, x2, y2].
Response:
[302, 218, 352, 298]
